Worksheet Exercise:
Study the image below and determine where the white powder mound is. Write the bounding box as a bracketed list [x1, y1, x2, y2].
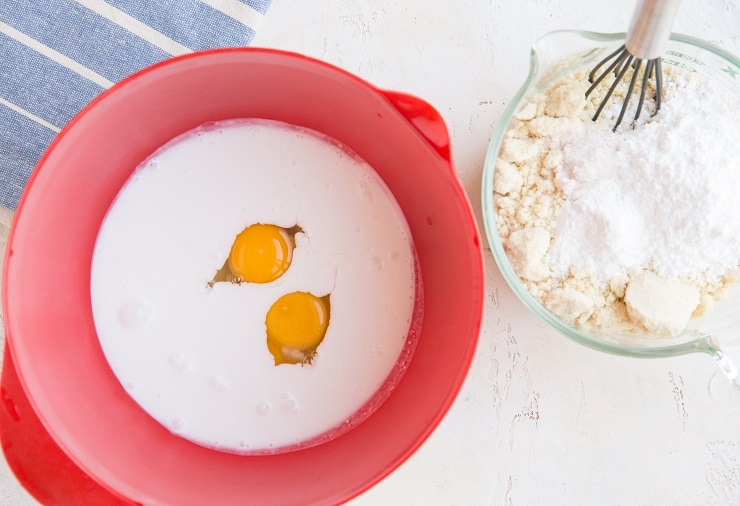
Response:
[551, 75, 740, 281]
[494, 63, 740, 337]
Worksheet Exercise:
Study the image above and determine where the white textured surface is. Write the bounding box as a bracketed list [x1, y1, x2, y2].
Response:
[2, 0, 740, 504]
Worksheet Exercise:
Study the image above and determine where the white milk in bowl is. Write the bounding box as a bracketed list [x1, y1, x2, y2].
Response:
[90, 119, 419, 454]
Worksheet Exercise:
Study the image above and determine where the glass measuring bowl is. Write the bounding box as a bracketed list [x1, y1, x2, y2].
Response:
[481, 30, 740, 405]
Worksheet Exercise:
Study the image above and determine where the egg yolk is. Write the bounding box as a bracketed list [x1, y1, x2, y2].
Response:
[228, 224, 293, 283]
[266, 291, 330, 365]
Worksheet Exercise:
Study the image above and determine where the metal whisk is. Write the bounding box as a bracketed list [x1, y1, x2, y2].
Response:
[585, 0, 681, 131]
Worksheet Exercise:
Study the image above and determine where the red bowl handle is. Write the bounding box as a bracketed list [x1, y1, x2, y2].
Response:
[0, 347, 133, 505]
[379, 90, 451, 163]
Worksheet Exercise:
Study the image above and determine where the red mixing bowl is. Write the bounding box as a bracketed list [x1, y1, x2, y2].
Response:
[2, 48, 484, 505]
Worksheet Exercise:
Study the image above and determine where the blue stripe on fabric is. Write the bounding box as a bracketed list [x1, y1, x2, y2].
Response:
[241, 0, 271, 15]
[0, 0, 171, 82]
[0, 104, 56, 209]
[106, 0, 256, 49]
[0, 32, 104, 129]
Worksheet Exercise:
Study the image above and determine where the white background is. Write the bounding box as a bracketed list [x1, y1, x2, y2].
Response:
[2, 0, 739, 504]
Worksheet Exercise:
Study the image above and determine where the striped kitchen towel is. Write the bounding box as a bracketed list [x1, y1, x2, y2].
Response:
[0, 0, 271, 211]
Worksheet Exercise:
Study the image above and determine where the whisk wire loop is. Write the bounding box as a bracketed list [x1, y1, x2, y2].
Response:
[587, 44, 627, 82]
[585, 45, 628, 97]
[654, 58, 663, 114]
[634, 59, 654, 122]
[614, 58, 644, 131]
[590, 49, 634, 127]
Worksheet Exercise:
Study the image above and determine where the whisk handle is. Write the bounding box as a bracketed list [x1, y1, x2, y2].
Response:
[626, 0, 681, 59]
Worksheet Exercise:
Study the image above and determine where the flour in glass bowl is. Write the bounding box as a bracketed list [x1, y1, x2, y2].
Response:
[494, 64, 740, 337]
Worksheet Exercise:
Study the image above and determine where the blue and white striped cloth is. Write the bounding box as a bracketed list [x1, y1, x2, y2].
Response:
[0, 0, 271, 211]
